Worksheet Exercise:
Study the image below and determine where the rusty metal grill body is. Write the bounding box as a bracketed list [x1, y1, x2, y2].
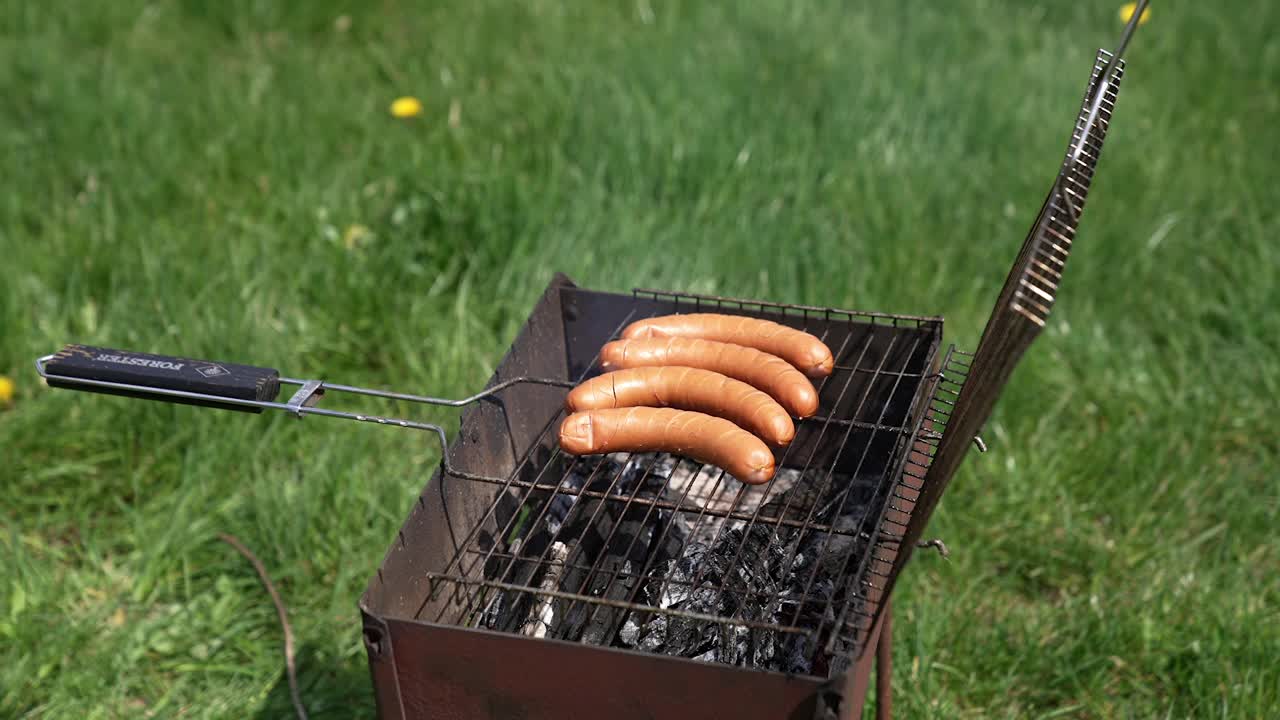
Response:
[359, 279, 962, 719]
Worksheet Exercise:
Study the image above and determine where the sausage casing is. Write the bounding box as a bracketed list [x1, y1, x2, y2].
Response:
[622, 313, 835, 378]
[599, 337, 821, 418]
[559, 407, 776, 484]
[566, 367, 795, 445]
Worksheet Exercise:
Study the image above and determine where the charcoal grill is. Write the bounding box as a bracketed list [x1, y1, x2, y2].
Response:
[35, 10, 1142, 718]
[354, 281, 961, 720]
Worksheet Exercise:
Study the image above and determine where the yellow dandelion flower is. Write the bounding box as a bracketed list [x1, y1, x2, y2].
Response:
[342, 224, 372, 250]
[390, 96, 423, 119]
[1119, 3, 1150, 25]
[0, 376, 14, 406]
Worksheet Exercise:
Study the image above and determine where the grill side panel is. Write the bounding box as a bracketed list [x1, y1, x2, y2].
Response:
[384, 619, 824, 720]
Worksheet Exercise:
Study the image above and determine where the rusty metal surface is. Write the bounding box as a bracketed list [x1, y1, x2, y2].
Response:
[384, 617, 824, 720]
[361, 606, 407, 720]
[830, 609, 882, 720]
[875, 605, 892, 720]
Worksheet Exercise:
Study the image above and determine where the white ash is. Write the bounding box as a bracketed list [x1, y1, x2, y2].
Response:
[663, 464, 803, 543]
[520, 541, 567, 639]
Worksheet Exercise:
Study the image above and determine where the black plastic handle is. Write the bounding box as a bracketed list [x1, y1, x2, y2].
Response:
[43, 344, 281, 413]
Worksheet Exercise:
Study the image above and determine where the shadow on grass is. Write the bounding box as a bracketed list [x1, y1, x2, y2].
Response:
[253, 642, 375, 720]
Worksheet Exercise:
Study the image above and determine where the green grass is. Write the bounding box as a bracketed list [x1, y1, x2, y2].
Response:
[2, 1, 1277, 717]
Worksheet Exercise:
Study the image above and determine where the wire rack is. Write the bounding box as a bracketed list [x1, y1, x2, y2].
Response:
[411, 289, 951, 673]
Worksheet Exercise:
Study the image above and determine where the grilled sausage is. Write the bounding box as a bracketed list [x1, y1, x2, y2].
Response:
[599, 337, 820, 418]
[566, 367, 795, 445]
[622, 313, 835, 378]
[559, 407, 776, 484]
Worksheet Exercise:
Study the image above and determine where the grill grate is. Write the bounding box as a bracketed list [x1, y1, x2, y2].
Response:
[415, 289, 945, 675]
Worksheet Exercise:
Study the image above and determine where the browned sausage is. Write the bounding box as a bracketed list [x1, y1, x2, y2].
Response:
[598, 337, 820, 418]
[559, 407, 776, 484]
[566, 367, 795, 445]
[622, 313, 834, 378]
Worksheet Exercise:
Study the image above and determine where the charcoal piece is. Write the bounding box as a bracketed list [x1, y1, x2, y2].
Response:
[481, 583, 539, 634]
[550, 551, 636, 642]
[546, 453, 672, 540]
[479, 587, 507, 629]
[662, 615, 719, 660]
[545, 455, 617, 527]
[622, 521, 791, 666]
[635, 613, 667, 652]
[577, 556, 636, 645]
[571, 513, 683, 640]
[479, 537, 551, 634]
[775, 631, 819, 675]
[614, 452, 675, 495]
[543, 527, 600, 640]
[547, 463, 686, 643]
[749, 627, 777, 668]
[649, 510, 689, 562]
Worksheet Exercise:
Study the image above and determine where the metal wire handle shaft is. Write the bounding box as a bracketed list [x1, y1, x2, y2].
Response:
[34, 352, 574, 479]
